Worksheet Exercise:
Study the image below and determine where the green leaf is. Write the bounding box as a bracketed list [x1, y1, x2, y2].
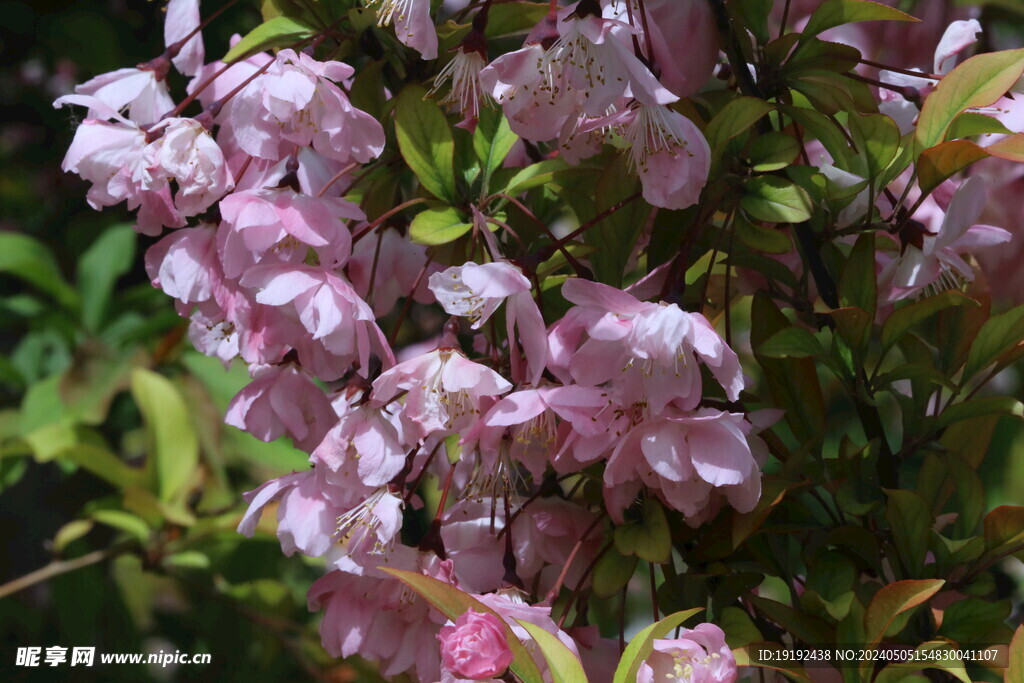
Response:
[613, 498, 671, 564]
[77, 224, 135, 332]
[395, 85, 457, 203]
[937, 597, 1011, 643]
[849, 113, 901, 177]
[982, 505, 1024, 559]
[864, 579, 945, 644]
[962, 304, 1024, 381]
[63, 443, 145, 490]
[749, 132, 801, 172]
[222, 17, 315, 63]
[90, 509, 152, 544]
[409, 205, 473, 246]
[734, 213, 792, 254]
[801, 0, 918, 42]
[985, 133, 1024, 162]
[473, 106, 518, 193]
[515, 619, 587, 683]
[592, 548, 639, 599]
[705, 97, 774, 150]
[884, 489, 932, 577]
[0, 232, 78, 309]
[381, 568, 545, 683]
[946, 112, 1014, 139]
[130, 368, 199, 504]
[837, 233, 876, 350]
[917, 140, 990, 196]
[732, 0, 772, 45]
[587, 153, 649, 286]
[741, 176, 813, 223]
[612, 609, 704, 683]
[916, 48, 1024, 150]
[498, 159, 570, 196]
[881, 291, 978, 353]
[936, 396, 1024, 430]
[749, 595, 838, 644]
[757, 326, 826, 358]
[53, 519, 94, 553]
[751, 293, 826, 442]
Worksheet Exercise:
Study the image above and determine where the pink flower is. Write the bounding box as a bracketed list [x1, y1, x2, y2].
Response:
[165, 0, 204, 77]
[309, 551, 453, 679]
[312, 405, 408, 488]
[143, 117, 234, 219]
[481, 44, 582, 142]
[934, 19, 983, 74]
[237, 470, 350, 557]
[621, 104, 710, 210]
[615, 0, 718, 98]
[145, 223, 220, 305]
[429, 261, 547, 384]
[225, 364, 336, 452]
[881, 176, 1011, 302]
[557, 279, 742, 412]
[60, 116, 150, 213]
[240, 264, 393, 376]
[429, 261, 531, 328]
[230, 49, 385, 163]
[544, 3, 676, 117]
[438, 609, 513, 680]
[368, 0, 438, 60]
[604, 410, 761, 522]
[637, 623, 737, 683]
[218, 188, 362, 279]
[55, 68, 173, 125]
[371, 344, 512, 439]
[469, 383, 607, 480]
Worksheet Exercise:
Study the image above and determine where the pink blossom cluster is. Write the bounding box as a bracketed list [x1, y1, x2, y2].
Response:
[54, 1, 757, 680]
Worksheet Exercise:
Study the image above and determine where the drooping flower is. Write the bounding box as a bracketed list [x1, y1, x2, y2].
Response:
[54, 67, 174, 126]
[237, 470, 352, 558]
[636, 623, 738, 683]
[142, 116, 234, 220]
[371, 340, 513, 439]
[239, 264, 394, 377]
[217, 188, 362, 279]
[367, 0, 438, 60]
[225, 363, 337, 452]
[621, 104, 711, 210]
[165, 0, 204, 77]
[230, 49, 385, 163]
[881, 176, 1011, 302]
[145, 223, 220, 305]
[431, 27, 491, 125]
[604, 409, 761, 522]
[437, 609, 513, 680]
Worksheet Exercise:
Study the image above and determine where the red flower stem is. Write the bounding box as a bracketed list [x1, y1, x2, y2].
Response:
[543, 513, 605, 605]
[352, 198, 428, 243]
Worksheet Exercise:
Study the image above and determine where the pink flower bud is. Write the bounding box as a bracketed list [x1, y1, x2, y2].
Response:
[438, 609, 513, 680]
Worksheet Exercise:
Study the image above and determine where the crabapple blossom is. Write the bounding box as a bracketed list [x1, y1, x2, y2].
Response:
[230, 49, 386, 163]
[437, 609, 513, 680]
[371, 334, 512, 439]
[225, 364, 336, 452]
[217, 188, 362, 278]
[881, 176, 1011, 301]
[636, 623, 737, 683]
[367, 0, 438, 60]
